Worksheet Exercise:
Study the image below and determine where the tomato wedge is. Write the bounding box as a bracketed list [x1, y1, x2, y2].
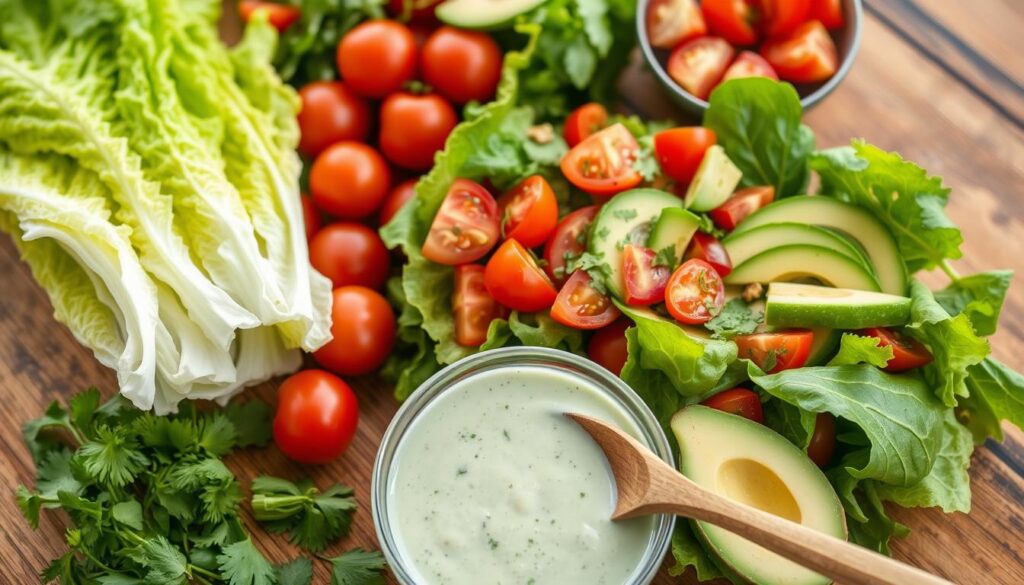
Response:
[564, 103, 609, 148]
[722, 51, 779, 82]
[758, 0, 810, 37]
[454, 264, 501, 347]
[498, 175, 559, 249]
[653, 127, 717, 185]
[667, 37, 735, 101]
[810, 0, 844, 30]
[484, 239, 558, 312]
[761, 20, 838, 84]
[588, 318, 631, 376]
[665, 259, 725, 324]
[543, 205, 600, 285]
[622, 245, 671, 306]
[701, 0, 758, 46]
[685, 232, 733, 277]
[561, 124, 643, 196]
[422, 179, 501, 265]
[551, 270, 620, 330]
[239, 1, 301, 32]
[807, 413, 836, 467]
[860, 327, 934, 373]
[646, 0, 706, 49]
[708, 185, 775, 231]
[701, 388, 764, 423]
[735, 330, 813, 373]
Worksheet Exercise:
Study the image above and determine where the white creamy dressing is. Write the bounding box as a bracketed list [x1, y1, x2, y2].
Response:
[388, 366, 654, 585]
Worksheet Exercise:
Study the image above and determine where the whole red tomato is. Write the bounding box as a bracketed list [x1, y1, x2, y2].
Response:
[309, 142, 391, 219]
[273, 370, 359, 464]
[420, 27, 503, 104]
[313, 286, 396, 376]
[336, 20, 418, 98]
[296, 81, 370, 157]
[379, 92, 458, 171]
[379, 178, 418, 226]
[309, 223, 390, 290]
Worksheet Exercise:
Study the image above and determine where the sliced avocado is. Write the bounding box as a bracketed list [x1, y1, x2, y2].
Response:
[683, 145, 742, 212]
[722, 223, 873, 273]
[766, 282, 912, 329]
[726, 244, 882, 292]
[672, 406, 847, 585]
[588, 189, 684, 299]
[732, 197, 907, 295]
[647, 207, 701, 266]
[615, 300, 711, 341]
[436, 0, 546, 29]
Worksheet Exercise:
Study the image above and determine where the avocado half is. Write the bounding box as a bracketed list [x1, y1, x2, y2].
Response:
[671, 406, 847, 585]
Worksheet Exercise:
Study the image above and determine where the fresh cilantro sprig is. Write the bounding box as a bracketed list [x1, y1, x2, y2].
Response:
[705, 298, 764, 339]
[251, 476, 358, 553]
[328, 549, 388, 585]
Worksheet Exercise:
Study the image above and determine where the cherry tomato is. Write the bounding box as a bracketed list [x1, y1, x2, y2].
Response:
[809, 0, 844, 30]
[722, 51, 779, 82]
[313, 286, 396, 376]
[498, 176, 559, 249]
[623, 245, 671, 306]
[759, 0, 811, 37]
[860, 327, 934, 373]
[543, 205, 600, 285]
[301, 194, 320, 240]
[421, 27, 502, 104]
[560, 124, 643, 196]
[273, 370, 358, 464]
[380, 179, 418, 226]
[701, 0, 758, 46]
[309, 142, 391, 219]
[551, 270, 620, 330]
[686, 232, 733, 277]
[734, 330, 813, 373]
[701, 388, 764, 423]
[563, 103, 609, 148]
[665, 259, 725, 324]
[386, 0, 442, 22]
[379, 92, 458, 171]
[454, 264, 501, 346]
[297, 81, 371, 157]
[422, 179, 500, 265]
[807, 413, 836, 467]
[239, 1, 301, 33]
[667, 37, 735, 101]
[646, 0, 706, 49]
[761, 20, 838, 84]
[708, 186, 775, 231]
[484, 239, 558, 312]
[588, 318, 631, 376]
[309, 223, 390, 290]
[336, 20, 417, 98]
[653, 127, 717, 184]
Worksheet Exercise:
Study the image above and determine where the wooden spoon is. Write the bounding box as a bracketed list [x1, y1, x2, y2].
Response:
[566, 413, 954, 585]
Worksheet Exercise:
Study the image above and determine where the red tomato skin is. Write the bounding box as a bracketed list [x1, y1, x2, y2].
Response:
[809, 0, 844, 30]
[543, 205, 600, 285]
[759, 0, 811, 37]
[297, 82, 370, 157]
[301, 194, 321, 240]
[386, 0, 442, 22]
[701, 388, 764, 423]
[588, 318, 631, 376]
[484, 239, 558, 312]
[761, 20, 839, 84]
[646, 0, 707, 49]
[498, 176, 559, 249]
[337, 20, 418, 98]
[623, 245, 671, 306]
[454, 264, 499, 346]
[273, 370, 358, 464]
[665, 258, 726, 324]
[560, 124, 643, 196]
[421, 27, 503, 104]
[807, 413, 836, 467]
[686, 232, 733, 277]
[309, 142, 391, 219]
[239, 1, 301, 32]
[701, 0, 758, 46]
[313, 286, 396, 376]
[722, 51, 780, 82]
[550, 270, 621, 330]
[564, 103, 609, 148]
[653, 127, 717, 184]
[667, 37, 736, 101]
[309, 223, 390, 290]
[860, 327, 934, 373]
[708, 185, 775, 231]
[734, 330, 813, 373]
[379, 179, 418, 226]
[379, 92, 458, 171]
[422, 179, 501, 265]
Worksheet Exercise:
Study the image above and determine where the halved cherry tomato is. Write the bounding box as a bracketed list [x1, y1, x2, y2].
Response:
[623, 245, 671, 307]
[454, 264, 501, 346]
[560, 124, 643, 196]
[379, 179, 418, 226]
[809, 0, 844, 30]
[685, 232, 733, 277]
[564, 103, 609, 148]
[734, 330, 813, 373]
[761, 20, 838, 84]
[807, 413, 836, 467]
[422, 179, 500, 265]
[498, 176, 559, 249]
[665, 259, 725, 324]
[273, 370, 358, 464]
[239, 1, 301, 32]
[646, 0, 706, 49]
[551, 270, 620, 330]
[484, 239, 558, 312]
[759, 0, 811, 37]
[701, 388, 764, 423]
[708, 185, 775, 231]
[701, 0, 758, 46]
[588, 318, 631, 376]
[653, 127, 717, 184]
[860, 327, 934, 373]
[722, 51, 779, 82]
[667, 37, 735, 101]
[543, 205, 600, 285]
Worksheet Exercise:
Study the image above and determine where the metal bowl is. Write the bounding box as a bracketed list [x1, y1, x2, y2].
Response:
[636, 0, 863, 115]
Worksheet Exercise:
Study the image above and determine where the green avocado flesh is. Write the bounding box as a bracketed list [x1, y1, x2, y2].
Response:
[683, 145, 742, 212]
[766, 282, 912, 330]
[722, 222, 873, 272]
[436, 0, 547, 29]
[732, 197, 907, 296]
[671, 406, 847, 585]
[647, 207, 701, 265]
[725, 244, 882, 292]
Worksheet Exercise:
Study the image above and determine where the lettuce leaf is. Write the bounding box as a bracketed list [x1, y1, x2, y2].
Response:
[667, 524, 724, 583]
[933, 270, 1013, 337]
[273, 0, 385, 86]
[827, 333, 894, 368]
[960, 358, 1024, 443]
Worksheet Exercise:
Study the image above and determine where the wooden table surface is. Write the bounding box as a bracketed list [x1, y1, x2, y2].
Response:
[2, 1, 1023, 583]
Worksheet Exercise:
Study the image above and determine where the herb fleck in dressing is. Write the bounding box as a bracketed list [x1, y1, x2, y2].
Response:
[388, 366, 654, 584]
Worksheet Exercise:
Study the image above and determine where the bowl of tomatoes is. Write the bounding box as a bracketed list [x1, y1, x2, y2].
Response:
[638, 0, 862, 114]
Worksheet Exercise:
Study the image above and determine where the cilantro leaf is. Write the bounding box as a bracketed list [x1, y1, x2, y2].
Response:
[130, 536, 189, 585]
[224, 400, 274, 448]
[652, 245, 678, 269]
[198, 414, 238, 456]
[77, 426, 149, 488]
[704, 298, 763, 339]
[329, 549, 387, 585]
[23, 400, 81, 464]
[68, 387, 101, 434]
[276, 557, 313, 585]
[251, 477, 357, 553]
[217, 539, 276, 585]
[632, 134, 661, 181]
[827, 333, 894, 368]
